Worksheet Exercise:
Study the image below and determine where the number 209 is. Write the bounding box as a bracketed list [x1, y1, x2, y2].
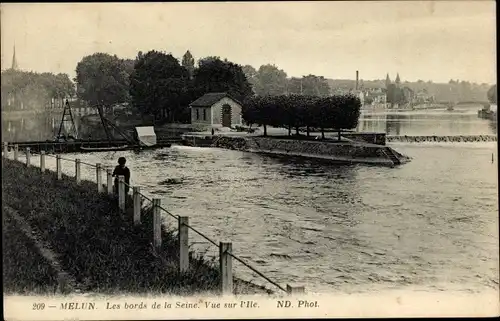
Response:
[33, 303, 45, 310]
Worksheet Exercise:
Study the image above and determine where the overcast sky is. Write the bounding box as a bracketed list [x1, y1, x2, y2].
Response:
[1, 1, 496, 84]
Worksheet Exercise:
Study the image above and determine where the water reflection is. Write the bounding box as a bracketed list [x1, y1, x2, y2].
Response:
[1, 110, 122, 142]
[358, 108, 497, 136]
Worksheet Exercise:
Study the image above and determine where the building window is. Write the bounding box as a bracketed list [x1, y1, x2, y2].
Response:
[203, 109, 206, 121]
[196, 109, 199, 120]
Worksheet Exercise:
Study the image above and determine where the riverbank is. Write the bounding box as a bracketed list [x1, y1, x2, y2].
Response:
[2, 209, 60, 294]
[1, 158, 271, 296]
[184, 135, 410, 166]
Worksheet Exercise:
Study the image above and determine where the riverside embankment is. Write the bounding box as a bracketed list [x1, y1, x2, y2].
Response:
[186, 135, 410, 166]
[1, 157, 274, 296]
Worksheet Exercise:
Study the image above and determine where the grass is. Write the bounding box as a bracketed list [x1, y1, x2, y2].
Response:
[2, 209, 59, 294]
[2, 158, 272, 296]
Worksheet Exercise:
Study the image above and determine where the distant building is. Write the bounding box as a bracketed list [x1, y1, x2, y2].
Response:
[413, 90, 434, 104]
[189, 92, 243, 128]
[401, 86, 414, 104]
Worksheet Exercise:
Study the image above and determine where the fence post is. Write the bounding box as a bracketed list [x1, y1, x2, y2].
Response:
[75, 159, 81, 184]
[107, 169, 113, 195]
[56, 155, 62, 180]
[14, 145, 18, 161]
[179, 216, 189, 273]
[118, 175, 125, 213]
[40, 151, 46, 173]
[3, 142, 8, 156]
[152, 198, 162, 249]
[286, 284, 305, 295]
[133, 187, 141, 225]
[96, 163, 103, 193]
[219, 242, 233, 295]
[25, 147, 31, 167]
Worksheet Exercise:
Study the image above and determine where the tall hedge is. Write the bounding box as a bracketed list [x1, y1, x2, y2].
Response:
[242, 94, 361, 138]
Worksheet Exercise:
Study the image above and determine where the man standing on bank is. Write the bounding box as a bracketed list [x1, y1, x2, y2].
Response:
[112, 157, 131, 195]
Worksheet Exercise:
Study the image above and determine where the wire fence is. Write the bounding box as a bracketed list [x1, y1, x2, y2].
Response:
[2, 143, 301, 295]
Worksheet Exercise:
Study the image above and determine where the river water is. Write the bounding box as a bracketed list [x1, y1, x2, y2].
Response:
[6, 107, 499, 294]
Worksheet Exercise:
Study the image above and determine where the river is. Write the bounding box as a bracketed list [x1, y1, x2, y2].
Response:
[4, 107, 499, 294]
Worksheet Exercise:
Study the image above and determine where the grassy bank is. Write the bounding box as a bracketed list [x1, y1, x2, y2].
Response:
[2, 159, 271, 295]
[2, 210, 59, 294]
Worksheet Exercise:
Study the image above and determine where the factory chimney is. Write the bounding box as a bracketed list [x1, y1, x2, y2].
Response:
[355, 70, 359, 91]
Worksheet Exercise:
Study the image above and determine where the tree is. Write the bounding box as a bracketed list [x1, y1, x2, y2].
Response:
[487, 84, 497, 103]
[332, 94, 361, 140]
[254, 64, 288, 96]
[129, 50, 191, 122]
[181, 50, 195, 79]
[242, 64, 258, 92]
[287, 77, 303, 95]
[75, 53, 132, 110]
[193, 57, 253, 102]
[287, 75, 330, 96]
[52, 73, 76, 99]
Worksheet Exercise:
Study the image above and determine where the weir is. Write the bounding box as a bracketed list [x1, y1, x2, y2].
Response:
[386, 135, 497, 143]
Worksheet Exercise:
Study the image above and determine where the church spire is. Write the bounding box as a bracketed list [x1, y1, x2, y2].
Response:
[11, 44, 19, 70]
[395, 73, 401, 84]
[385, 73, 391, 88]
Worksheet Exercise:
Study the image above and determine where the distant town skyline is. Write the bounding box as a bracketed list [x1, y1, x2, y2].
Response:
[1, 2, 496, 85]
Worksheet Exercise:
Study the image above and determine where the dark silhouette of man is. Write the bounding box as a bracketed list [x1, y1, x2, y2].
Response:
[112, 157, 130, 195]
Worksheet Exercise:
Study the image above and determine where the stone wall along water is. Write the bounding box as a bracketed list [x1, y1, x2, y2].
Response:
[212, 136, 410, 166]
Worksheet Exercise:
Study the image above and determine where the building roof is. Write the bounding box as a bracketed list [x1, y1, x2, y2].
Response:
[189, 92, 240, 107]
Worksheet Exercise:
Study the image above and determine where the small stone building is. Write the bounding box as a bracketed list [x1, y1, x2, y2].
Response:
[189, 92, 243, 128]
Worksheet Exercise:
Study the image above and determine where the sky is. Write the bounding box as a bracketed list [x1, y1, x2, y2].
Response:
[0, 1, 496, 84]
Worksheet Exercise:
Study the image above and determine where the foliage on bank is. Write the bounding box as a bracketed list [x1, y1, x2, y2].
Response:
[242, 94, 362, 138]
[75, 50, 253, 123]
[1, 70, 75, 109]
[75, 53, 134, 111]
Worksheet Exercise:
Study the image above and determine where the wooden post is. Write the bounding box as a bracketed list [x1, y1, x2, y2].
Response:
[96, 163, 103, 193]
[75, 159, 81, 184]
[40, 151, 46, 173]
[152, 198, 162, 249]
[56, 155, 62, 180]
[133, 187, 141, 225]
[286, 284, 305, 295]
[25, 147, 31, 167]
[14, 145, 18, 161]
[107, 169, 113, 195]
[118, 175, 125, 212]
[3, 142, 8, 155]
[178, 216, 189, 272]
[219, 242, 233, 295]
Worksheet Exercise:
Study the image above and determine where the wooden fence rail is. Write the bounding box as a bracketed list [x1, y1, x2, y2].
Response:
[2, 143, 302, 296]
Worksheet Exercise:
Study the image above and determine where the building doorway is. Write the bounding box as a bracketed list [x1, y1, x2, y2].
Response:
[221, 104, 232, 127]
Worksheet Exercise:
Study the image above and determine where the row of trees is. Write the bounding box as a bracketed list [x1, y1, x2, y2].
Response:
[242, 94, 362, 139]
[242, 64, 331, 97]
[75, 51, 252, 122]
[1, 69, 75, 109]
